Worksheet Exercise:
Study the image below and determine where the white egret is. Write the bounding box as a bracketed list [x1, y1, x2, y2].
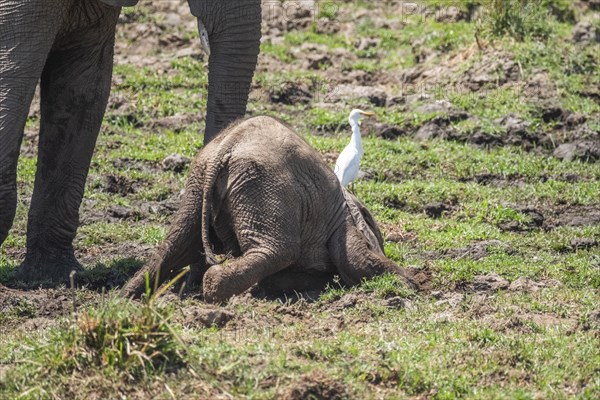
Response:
[334, 109, 375, 190]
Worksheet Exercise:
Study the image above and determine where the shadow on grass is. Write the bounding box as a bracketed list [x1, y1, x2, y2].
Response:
[0, 257, 144, 292]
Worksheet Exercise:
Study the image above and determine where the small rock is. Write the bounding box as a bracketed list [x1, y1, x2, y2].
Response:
[521, 208, 545, 228]
[161, 154, 191, 173]
[472, 273, 509, 292]
[553, 141, 600, 162]
[508, 276, 540, 293]
[414, 122, 444, 141]
[424, 202, 450, 218]
[471, 73, 493, 85]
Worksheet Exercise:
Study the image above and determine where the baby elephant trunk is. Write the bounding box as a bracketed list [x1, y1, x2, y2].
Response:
[328, 213, 418, 290]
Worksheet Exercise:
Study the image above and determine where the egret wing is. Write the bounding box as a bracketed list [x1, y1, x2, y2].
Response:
[335, 146, 359, 187]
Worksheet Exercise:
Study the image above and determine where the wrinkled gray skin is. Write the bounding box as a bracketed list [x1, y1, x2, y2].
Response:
[0, 0, 261, 282]
[123, 116, 417, 303]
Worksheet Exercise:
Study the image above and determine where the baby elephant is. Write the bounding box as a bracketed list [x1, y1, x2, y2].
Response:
[123, 116, 416, 302]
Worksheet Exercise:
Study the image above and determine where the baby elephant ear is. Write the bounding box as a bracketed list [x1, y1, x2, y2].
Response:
[342, 189, 385, 253]
[98, 0, 139, 6]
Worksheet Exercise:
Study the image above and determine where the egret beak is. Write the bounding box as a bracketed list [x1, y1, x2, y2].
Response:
[360, 111, 376, 118]
[198, 19, 211, 57]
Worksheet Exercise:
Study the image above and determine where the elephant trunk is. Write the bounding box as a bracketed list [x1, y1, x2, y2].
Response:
[188, 0, 262, 143]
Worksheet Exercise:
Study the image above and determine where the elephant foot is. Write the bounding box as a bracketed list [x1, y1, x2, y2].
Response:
[203, 265, 235, 304]
[15, 250, 84, 285]
[121, 272, 147, 299]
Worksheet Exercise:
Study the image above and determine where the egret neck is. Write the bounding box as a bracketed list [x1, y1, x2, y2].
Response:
[349, 118, 364, 157]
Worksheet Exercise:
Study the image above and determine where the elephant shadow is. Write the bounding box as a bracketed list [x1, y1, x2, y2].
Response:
[0, 257, 145, 292]
[0, 255, 339, 303]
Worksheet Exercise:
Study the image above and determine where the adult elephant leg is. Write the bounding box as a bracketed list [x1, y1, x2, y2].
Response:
[328, 214, 418, 290]
[188, 0, 262, 142]
[0, 2, 63, 247]
[16, 4, 120, 282]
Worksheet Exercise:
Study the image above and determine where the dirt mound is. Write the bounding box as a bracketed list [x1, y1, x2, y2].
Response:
[182, 305, 234, 328]
[280, 372, 349, 400]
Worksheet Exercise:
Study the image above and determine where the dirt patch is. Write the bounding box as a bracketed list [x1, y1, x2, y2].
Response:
[102, 174, 141, 195]
[470, 273, 510, 292]
[508, 277, 562, 293]
[80, 201, 145, 225]
[424, 201, 452, 218]
[553, 141, 600, 162]
[498, 206, 545, 232]
[161, 154, 191, 173]
[490, 312, 578, 334]
[0, 286, 98, 331]
[441, 240, 512, 261]
[324, 84, 388, 107]
[181, 305, 234, 329]
[279, 371, 350, 400]
[112, 158, 163, 174]
[269, 81, 313, 105]
[568, 238, 599, 251]
[550, 205, 600, 227]
[152, 113, 203, 133]
[380, 222, 419, 244]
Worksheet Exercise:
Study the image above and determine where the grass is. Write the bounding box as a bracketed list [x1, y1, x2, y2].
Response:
[1, 0, 599, 398]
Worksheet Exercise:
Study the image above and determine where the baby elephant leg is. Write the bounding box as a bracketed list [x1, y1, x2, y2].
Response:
[328, 215, 417, 289]
[203, 166, 301, 303]
[203, 248, 298, 303]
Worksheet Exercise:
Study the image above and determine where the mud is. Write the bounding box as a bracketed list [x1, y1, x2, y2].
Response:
[0, 286, 98, 331]
[280, 371, 349, 400]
